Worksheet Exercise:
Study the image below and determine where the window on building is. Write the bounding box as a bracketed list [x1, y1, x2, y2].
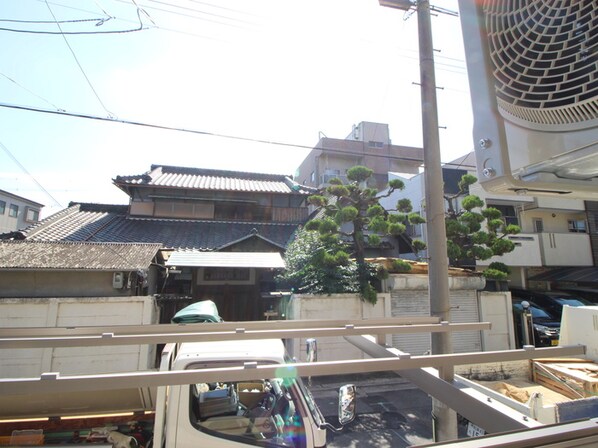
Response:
[25, 208, 40, 222]
[8, 204, 18, 218]
[568, 219, 587, 233]
[533, 218, 544, 233]
[0, 200, 5, 215]
[489, 204, 518, 226]
[310, 171, 315, 183]
[368, 141, 384, 148]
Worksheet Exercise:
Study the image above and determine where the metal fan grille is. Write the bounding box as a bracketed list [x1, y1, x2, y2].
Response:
[484, 0, 598, 128]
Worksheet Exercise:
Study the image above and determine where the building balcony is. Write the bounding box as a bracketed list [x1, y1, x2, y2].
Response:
[537, 232, 593, 266]
[477, 232, 593, 268]
[477, 234, 542, 268]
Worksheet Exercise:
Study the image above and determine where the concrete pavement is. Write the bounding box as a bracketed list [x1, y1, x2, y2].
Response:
[307, 371, 435, 447]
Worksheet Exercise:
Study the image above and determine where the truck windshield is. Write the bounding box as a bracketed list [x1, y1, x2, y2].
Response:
[188, 374, 307, 448]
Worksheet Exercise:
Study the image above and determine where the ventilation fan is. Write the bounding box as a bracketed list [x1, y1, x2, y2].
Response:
[458, 0, 598, 197]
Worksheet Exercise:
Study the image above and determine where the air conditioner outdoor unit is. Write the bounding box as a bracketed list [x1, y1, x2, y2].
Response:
[458, 0, 598, 198]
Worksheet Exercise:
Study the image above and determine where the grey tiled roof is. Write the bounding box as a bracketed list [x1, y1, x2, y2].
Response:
[15, 203, 298, 250]
[114, 165, 317, 195]
[0, 241, 161, 270]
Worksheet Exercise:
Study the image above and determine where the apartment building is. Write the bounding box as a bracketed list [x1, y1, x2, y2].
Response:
[0, 189, 43, 234]
[295, 121, 423, 191]
[379, 152, 597, 288]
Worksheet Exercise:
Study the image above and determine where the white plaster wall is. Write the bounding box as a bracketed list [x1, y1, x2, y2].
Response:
[287, 293, 391, 362]
[478, 291, 516, 351]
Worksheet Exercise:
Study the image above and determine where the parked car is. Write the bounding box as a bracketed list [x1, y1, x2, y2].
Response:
[554, 288, 598, 305]
[510, 289, 592, 320]
[511, 297, 560, 347]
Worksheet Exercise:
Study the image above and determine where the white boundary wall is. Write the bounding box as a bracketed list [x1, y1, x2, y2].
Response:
[287, 293, 391, 362]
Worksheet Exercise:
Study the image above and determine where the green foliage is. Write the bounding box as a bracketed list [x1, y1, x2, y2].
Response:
[412, 239, 427, 252]
[389, 213, 407, 224]
[458, 174, 477, 192]
[347, 166, 373, 182]
[388, 178, 405, 190]
[445, 174, 521, 276]
[408, 212, 426, 225]
[376, 265, 390, 279]
[301, 165, 424, 304]
[368, 217, 389, 233]
[396, 198, 413, 213]
[488, 262, 510, 275]
[338, 206, 359, 222]
[388, 222, 406, 235]
[361, 283, 378, 305]
[392, 259, 412, 272]
[368, 234, 381, 246]
[367, 205, 385, 217]
[461, 195, 484, 211]
[482, 269, 508, 280]
[482, 207, 502, 220]
[327, 185, 350, 197]
[307, 195, 328, 207]
[277, 227, 360, 295]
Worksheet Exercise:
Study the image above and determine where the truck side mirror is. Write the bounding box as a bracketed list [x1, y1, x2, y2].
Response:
[338, 384, 356, 426]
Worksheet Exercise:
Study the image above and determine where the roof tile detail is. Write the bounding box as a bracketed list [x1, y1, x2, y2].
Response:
[113, 165, 317, 195]
[12, 203, 298, 251]
[0, 241, 161, 270]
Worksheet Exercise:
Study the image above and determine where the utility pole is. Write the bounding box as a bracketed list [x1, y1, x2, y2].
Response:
[378, 0, 456, 441]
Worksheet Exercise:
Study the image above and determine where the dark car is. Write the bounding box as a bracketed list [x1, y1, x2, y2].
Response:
[555, 288, 598, 305]
[510, 289, 592, 320]
[511, 297, 560, 347]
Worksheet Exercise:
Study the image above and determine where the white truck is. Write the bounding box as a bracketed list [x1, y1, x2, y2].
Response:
[152, 337, 355, 448]
[0, 314, 591, 447]
[0, 335, 355, 447]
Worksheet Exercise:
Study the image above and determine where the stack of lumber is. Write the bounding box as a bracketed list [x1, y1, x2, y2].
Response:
[532, 358, 598, 400]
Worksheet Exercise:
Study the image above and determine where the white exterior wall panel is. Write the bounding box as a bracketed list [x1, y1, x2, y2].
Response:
[0, 296, 158, 378]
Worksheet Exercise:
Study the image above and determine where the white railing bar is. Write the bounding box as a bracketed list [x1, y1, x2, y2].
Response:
[0, 316, 442, 337]
[0, 322, 491, 349]
[0, 345, 585, 396]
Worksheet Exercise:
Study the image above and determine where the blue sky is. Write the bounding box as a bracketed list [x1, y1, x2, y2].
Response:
[0, 0, 472, 217]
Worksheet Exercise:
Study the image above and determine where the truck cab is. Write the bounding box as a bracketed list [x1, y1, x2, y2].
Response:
[156, 338, 352, 447]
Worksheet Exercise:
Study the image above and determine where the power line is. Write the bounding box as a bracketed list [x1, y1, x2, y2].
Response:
[0, 139, 63, 208]
[0, 101, 425, 163]
[0, 17, 107, 24]
[0, 72, 65, 112]
[147, 0, 257, 26]
[113, 0, 252, 30]
[44, 0, 115, 118]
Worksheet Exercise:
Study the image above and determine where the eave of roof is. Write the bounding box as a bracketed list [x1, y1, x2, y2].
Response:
[166, 251, 285, 268]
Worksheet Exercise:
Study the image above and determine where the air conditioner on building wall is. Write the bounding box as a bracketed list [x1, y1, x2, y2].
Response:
[112, 272, 124, 289]
[458, 0, 598, 199]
